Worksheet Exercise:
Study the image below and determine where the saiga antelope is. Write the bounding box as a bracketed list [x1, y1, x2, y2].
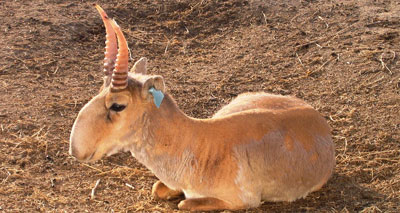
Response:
[69, 5, 335, 211]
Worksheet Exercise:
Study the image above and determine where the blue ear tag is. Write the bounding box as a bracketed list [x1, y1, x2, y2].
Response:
[148, 87, 164, 108]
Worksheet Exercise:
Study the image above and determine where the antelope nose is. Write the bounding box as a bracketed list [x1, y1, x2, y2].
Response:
[69, 142, 80, 158]
[69, 143, 77, 157]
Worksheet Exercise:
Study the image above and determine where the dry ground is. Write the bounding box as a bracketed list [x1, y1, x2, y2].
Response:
[0, 0, 399, 212]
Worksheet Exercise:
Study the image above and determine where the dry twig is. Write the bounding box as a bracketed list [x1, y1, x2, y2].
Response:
[125, 183, 135, 190]
[379, 53, 393, 75]
[82, 163, 103, 173]
[262, 11, 267, 25]
[306, 58, 334, 76]
[1, 168, 11, 184]
[91, 179, 101, 199]
[295, 53, 304, 67]
[318, 16, 329, 28]
[164, 35, 170, 55]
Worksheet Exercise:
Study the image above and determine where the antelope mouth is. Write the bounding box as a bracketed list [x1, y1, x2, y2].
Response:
[86, 149, 97, 162]
[106, 144, 131, 157]
[72, 149, 98, 163]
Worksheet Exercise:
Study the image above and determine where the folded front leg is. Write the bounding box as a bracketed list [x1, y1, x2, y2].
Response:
[152, 181, 183, 200]
[178, 197, 240, 211]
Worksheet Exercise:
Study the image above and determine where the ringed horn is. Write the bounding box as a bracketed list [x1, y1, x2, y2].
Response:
[95, 5, 129, 90]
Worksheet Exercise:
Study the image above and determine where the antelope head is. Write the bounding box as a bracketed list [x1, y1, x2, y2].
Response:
[69, 5, 165, 162]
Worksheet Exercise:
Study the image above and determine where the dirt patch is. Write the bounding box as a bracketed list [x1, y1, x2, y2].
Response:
[0, 0, 399, 212]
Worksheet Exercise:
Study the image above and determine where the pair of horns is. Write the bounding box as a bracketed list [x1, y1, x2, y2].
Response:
[96, 5, 129, 90]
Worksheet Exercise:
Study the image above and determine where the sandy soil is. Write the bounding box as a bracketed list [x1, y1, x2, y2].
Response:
[0, 0, 399, 212]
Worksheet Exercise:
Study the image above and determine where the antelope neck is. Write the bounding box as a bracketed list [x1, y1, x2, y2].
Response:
[129, 94, 205, 188]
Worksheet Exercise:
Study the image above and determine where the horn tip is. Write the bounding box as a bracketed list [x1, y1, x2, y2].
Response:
[94, 4, 101, 11]
[95, 4, 109, 19]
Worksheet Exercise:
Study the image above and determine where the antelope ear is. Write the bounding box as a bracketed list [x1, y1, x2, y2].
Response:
[130, 57, 147, 74]
[141, 76, 165, 108]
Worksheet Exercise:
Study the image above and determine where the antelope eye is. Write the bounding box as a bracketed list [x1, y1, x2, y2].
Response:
[110, 103, 126, 112]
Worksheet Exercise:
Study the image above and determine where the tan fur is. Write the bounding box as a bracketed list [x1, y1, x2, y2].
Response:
[70, 59, 335, 211]
[152, 180, 183, 200]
